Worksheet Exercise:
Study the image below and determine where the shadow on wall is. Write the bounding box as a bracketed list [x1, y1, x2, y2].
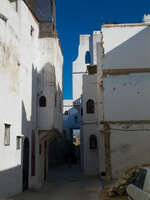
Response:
[38, 62, 63, 131]
[48, 134, 66, 168]
[21, 65, 38, 193]
[0, 166, 22, 198]
[103, 26, 150, 68]
[0, 61, 63, 197]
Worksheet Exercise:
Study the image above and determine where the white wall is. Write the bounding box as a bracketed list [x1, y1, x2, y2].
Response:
[99, 23, 150, 178]
[0, 0, 40, 196]
[110, 124, 150, 178]
[82, 74, 100, 175]
[0, 0, 64, 196]
[102, 25, 150, 69]
[103, 73, 150, 121]
[91, 31, 101, 65]
[38, 38, 63, 133]
[72, 35, 90, 101]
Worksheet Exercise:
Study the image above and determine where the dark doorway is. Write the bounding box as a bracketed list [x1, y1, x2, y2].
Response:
[44, 141, 47, 181]
[23, 138, 29, 191]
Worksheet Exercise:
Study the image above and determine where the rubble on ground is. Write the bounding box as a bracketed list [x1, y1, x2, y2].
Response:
[100, 163, 150, 199]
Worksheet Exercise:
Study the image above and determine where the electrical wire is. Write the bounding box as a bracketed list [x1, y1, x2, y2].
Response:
[110, 128, 150, 132]
[100, 128, 150, 133]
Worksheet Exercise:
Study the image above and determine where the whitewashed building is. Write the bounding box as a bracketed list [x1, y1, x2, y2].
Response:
[98, 15, 150, 182]
[63, 31, 101, 172]
[81, 15, 150, 183]
[0, 0, 63, 197]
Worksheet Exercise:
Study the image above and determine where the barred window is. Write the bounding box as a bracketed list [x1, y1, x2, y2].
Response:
[90, 135, 97, 150]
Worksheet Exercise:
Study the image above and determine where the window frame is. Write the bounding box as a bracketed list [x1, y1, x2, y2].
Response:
[39, 96, 47, 107]
[86, 99, 95, 114]
[16, 136, 21, 150]
[89, 135, 97, 151]
[4, 124, 11, 146]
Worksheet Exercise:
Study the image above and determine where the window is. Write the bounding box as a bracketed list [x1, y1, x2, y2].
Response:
[81, 108, 83, 116]
[30, 26, 34, 37]
[64, 111, 68, 115]
[16, 136, 21, 150]
[9, 0, 18, 12]
[4, 124, 11, 146]
[39, 96, 46, 107]
[86, 99, 95, 114]
[55, 92, 57, 107]
[90, 135, 97, 151]
[74, 116, 78, 123]
[39, 144, 42, 155]
[85, 51, 91, 64]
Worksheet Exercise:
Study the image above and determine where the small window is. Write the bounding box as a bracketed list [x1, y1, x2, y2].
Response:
[9, 0, 18, 12]
[74, 116, 78, 123]
[81, 108, 83, 116]
[39, 96, 46, 107]
[64, 111, 68, 115]
[86, 99, 95, 114]
[90, 135, 97, 151]
[30, 26, 34, 37]
[55, 92, 57, 107]
[85, 51, 91, 64]
[39, 144, 42, 155]
[4, 124, 11, 146]
[16, 136, 21, 150]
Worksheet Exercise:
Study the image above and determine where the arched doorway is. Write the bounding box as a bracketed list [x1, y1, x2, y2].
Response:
[23, 137, 29, 191]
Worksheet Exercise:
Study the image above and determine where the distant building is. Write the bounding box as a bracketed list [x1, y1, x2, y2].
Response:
[0, 0, 63, 197]
[63, 31, 101, 172]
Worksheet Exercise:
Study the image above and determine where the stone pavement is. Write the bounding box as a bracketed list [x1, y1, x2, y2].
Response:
[11, 166, 101, 200]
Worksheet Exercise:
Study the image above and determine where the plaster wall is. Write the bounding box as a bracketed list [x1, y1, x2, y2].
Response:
[19, 1, 40, 189]
[38, 38, 63, 132]
[102, 26, 150, 69]
[103, 73, 150, 121]
[72, 35, 90, 101]
[100, 24, 150, 179]
[82, 74, 100, 175]
[110, 124, 150, 178]
[91, 31, 101, 65]
[0, 0, 49, 196]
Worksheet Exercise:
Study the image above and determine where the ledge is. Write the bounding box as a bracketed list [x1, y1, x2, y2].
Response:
[103, 68, 150, 77]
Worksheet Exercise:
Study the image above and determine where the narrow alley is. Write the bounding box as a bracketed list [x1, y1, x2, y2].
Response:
[11, 166, 101, 200]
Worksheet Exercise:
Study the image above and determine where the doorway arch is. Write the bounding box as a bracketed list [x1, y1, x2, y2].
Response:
[23, 137, 29, 191]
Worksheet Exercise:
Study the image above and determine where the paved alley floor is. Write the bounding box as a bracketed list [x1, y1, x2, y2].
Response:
[11, 166, 101, 200]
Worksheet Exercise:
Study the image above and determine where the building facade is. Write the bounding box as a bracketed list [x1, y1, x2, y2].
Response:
[0, 0, 63, 197]
[98, 16, 150, 182]
[63, 31, 101, 172]
[81, 15, 150, 182]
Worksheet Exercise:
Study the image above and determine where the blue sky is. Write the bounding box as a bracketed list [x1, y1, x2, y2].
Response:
[55, 0, 150, 99]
